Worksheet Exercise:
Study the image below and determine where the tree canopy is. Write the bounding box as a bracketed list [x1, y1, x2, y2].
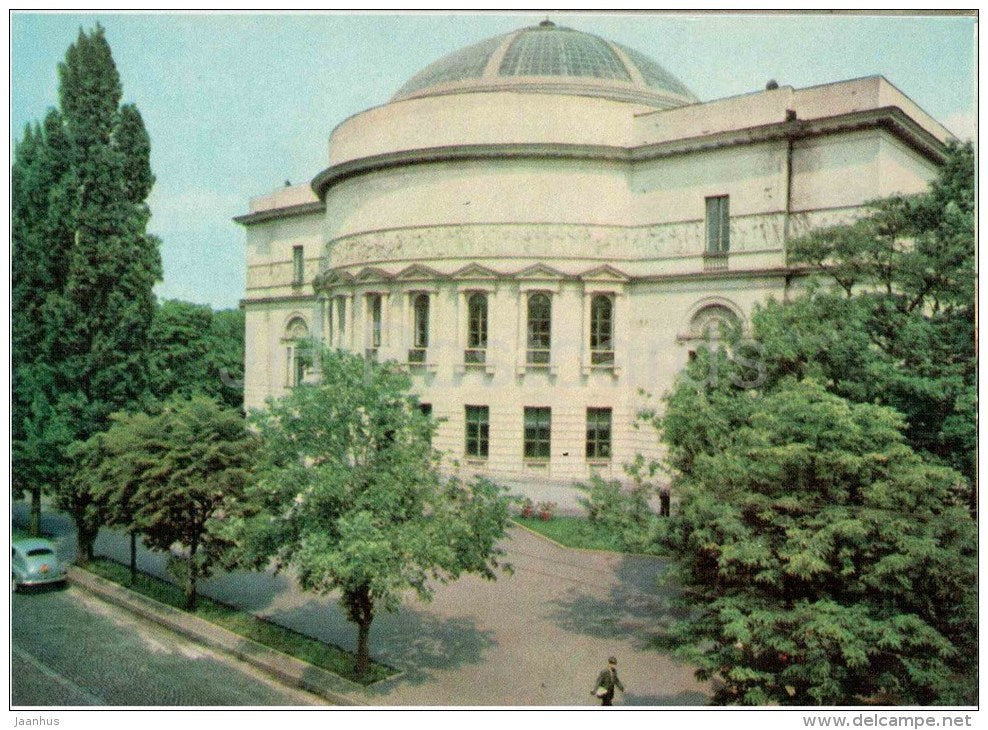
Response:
[149, 300, 245, 410]
[233, 348, 511, 676]
[604, 142, 977, 705]
[71, 396, 256, 605]
[12, 25, 161, 539]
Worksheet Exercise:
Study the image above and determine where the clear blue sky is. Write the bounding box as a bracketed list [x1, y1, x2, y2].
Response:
[11, 11, 976, 310]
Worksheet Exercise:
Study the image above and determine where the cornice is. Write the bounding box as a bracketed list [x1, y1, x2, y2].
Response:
[310, 106, 948, 201]
[233, 200, 325, 227]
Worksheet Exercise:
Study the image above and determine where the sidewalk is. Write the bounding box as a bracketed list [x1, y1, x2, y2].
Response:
[13, 500, 709, 706]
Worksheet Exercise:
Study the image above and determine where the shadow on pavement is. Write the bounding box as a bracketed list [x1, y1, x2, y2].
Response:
[367, 607, 497, 689]
[92, 519, 497, 690]
[545, 555, 688, 649]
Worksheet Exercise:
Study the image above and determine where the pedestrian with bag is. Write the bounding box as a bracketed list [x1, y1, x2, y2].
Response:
[592, 656, 624, 706]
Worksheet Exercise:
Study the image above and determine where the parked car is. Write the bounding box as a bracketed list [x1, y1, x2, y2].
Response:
[12, 538, 66, 592]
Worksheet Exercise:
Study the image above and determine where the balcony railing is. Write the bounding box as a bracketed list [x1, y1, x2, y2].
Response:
[703, 251, 729, 272]
[590, 350, 615, 367]
[408, 347, 426, 364]
[526, 348, 551, 367]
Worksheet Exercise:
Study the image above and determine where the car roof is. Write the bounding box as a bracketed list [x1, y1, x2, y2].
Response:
[12, 538, 56, 552]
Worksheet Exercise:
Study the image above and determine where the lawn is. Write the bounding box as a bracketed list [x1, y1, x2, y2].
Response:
[86, 557, 397, 685]
[512, 515, 625, 552]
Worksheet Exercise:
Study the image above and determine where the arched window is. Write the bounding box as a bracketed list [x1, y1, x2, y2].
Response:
[465, 292, 488, 364]
[689, 305, 740, 345]
[284, 317, 309, 387]
[409, 293, 429, 363]
[589, 294, 614, 366]
[526, 293, 551, 366]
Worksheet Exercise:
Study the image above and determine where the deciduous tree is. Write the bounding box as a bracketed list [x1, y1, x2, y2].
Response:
[13, 25, 162, 543]
[235, 349, 511, 677]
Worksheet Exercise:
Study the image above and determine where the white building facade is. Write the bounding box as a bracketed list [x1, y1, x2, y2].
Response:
[237, 22, 953, 490]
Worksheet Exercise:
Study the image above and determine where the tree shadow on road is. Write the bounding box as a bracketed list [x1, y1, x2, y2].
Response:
[365, 607, 497, 690]
[545, 555, 689, 650]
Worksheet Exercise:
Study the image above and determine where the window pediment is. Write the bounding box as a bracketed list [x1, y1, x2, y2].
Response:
[515, 263, 567, 281]
[452, 263, 501, 280]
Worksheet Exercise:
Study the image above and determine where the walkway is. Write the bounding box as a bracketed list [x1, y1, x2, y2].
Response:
[13, 501, 709, 706]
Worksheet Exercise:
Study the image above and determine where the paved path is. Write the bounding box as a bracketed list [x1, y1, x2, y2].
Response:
[14, 500, 709, 706]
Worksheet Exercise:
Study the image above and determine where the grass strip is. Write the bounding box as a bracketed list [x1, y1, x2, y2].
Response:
[512, 515, 626, 552]
[86, 557, 396, 685]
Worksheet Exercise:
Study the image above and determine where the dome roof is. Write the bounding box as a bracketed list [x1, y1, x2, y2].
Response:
[393, 20, 698, 109]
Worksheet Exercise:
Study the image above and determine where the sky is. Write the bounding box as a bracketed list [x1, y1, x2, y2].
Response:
[10, 11, 977, 310]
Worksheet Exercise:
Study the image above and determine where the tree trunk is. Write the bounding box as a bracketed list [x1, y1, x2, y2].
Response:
[29, 487, 41, 536]
[351, 583, 374, 678]
[129, 532, 137, 584]
[355, 619, 371, 678]
[75, 525, 95, 567]
[185, 538, 198, 612]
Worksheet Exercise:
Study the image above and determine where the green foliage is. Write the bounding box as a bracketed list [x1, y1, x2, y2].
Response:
[787, 141, 975, 507]
[625, 144, 978, 705]
[234, 348, 511, 676]
[12, 25, 161, 539]
[577, 475, 657, 553]
[658, 378, 976, 705]
[148, 300, 245, 409]
[69, 397, 257, 606]
[86, 558, 396, 684]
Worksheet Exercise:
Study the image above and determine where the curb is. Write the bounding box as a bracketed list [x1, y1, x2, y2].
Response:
[68, 566, 369, 706]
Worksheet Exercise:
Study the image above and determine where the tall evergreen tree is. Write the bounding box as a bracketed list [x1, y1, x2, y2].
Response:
[12, 25, 161, 542]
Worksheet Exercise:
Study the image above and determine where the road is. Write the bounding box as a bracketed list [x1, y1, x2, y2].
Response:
[12, 584, 325, 706]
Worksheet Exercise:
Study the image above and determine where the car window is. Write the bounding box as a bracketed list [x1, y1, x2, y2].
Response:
[26, 548, 54, 557]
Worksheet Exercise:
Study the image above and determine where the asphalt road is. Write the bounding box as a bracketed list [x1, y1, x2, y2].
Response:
[11, 584, 325, 706]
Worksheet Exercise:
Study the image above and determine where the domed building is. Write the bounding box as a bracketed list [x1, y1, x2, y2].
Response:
[236, 21, 953, 496]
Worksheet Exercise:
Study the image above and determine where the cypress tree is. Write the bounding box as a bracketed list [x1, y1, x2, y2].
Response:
[12, 24, 161, 546]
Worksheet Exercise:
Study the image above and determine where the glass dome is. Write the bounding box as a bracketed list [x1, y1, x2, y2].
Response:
[393, 21, 697, 109]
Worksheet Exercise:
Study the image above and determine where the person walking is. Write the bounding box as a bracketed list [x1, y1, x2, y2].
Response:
[592, 656, 624, 706]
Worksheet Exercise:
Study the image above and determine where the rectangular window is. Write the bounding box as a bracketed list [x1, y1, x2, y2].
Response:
[287, 345, 305, 387]
[526, 293, 552, 366]
[586, 408, 612, 460]
[465, 405, 489, 458]
[410, 293, 429, 363]
[705, 195, 730, 254]
[365, 294, 382, 361]
[589, 294, 614, 367]
[292, 245, 304, 285]
[524, 407, 551, 460]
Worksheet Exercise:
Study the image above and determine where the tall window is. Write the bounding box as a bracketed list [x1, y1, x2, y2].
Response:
[466, 292, 488, 364]
[410, 293, 429, 363]
[292, 245, 304, 285]
[586, 408, 612, 460]
[366, 294, 382, 360]
[465, 405, 489, 458]
[331, 296, 346, 347]
[526, 293, 551, 366]
[705, 195, 730, 254]
[523, 407, 551, 460]
[589, 294, 614, 366]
